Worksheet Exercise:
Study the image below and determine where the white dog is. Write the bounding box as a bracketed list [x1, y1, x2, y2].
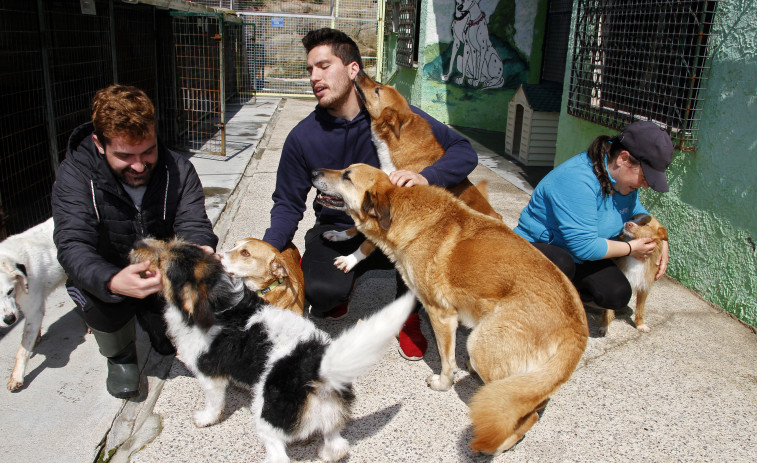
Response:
[442, 0, 504, 89]
[0, 218, 66, 391]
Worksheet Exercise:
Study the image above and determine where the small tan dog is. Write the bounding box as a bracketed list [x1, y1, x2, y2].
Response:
[602, 214, 669, 334]
[312, 164, 588, 455]
[220, 239, 305, 316]
[323, 71, 502, 273]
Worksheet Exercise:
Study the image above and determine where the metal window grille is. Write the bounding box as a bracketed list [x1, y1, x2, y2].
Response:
[567, 0, 718, 150]
[395, 0, 416, 67]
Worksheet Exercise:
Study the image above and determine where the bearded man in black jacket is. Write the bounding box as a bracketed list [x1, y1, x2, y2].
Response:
[52, 85, 218, 399]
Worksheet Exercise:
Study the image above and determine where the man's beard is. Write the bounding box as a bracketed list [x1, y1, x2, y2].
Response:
[316, 78, 351, 109]
[117, 163, 153, 187]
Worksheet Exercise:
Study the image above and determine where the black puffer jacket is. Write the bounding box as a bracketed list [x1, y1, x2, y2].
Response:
[52, 122, 218, 304]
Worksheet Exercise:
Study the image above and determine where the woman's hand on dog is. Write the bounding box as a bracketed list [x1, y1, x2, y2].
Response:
[390, 170, 428, 187]
[628, 238, 669, 280]
[655, 240, 669, 280]
[108, 261, 163, 298]
[628, 238, 657, 261]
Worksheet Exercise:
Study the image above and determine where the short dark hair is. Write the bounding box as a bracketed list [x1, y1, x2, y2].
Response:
[302, 28, 363, 69]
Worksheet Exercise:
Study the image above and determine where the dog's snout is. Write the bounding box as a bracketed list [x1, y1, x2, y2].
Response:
[311, 169, 323, 180]
[2, 313, 17, 326]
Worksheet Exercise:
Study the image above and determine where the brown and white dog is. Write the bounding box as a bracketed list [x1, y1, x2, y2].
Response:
[312, 164, 588, 455]
[220, 239, 305, 316]
[323, 71, 502, 273]
[602, 214, 669, 335]
[130, 238, 416, 463]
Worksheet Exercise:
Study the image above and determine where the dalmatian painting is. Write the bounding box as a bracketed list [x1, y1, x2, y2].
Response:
[441, 0, 505, 89]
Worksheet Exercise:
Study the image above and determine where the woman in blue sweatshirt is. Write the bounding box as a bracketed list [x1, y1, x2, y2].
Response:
[262, 29, 478, 361]
[513, 121, 672, 311]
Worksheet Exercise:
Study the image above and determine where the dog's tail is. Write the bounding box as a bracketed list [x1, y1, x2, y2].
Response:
[319, 292, 416, 391]
[468, 337, 585, 455]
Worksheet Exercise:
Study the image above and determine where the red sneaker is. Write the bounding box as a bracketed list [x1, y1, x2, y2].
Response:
[322, 301, 349, 320]
[398, 313, 427, 361]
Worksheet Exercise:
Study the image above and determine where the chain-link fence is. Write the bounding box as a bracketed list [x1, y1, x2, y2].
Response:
[192, 0, 381, 95]
[0, 1, 244, 236]
[168, 12, 255, 156]
[0, 0, 380, 236]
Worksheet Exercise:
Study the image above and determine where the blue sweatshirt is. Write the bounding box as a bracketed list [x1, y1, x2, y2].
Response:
[263, 104, 478, 250]
[513, 152, 647, 263]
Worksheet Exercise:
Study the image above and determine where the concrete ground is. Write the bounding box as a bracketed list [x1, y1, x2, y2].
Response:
[1, 97, 755, 463]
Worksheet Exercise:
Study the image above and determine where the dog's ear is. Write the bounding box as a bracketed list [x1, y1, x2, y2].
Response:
[179, 281, 215, 329]
[0, 258, 28, 294]
[378, 107, 401, 139]
[130, 239, 165, 268]
[1, 260, 29, 294]
[633, 214, 652, 226]
[361, 189, 392, 230]
[270, 256, 288, 279]
[14, 263, 28, 293]
[657, 225, 669, 242]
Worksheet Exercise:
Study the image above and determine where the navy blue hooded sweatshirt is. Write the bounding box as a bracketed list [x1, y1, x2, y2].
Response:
[263, 104, 478, 251]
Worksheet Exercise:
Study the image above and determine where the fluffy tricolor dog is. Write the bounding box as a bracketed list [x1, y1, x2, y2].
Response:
[0, 218, 66, 391]
[130, 238, 415, 463]
[220, 238, 305, 316]
[324, 70, 501, 273]
[312, 164, 588, 454]
[603, 214, 669, 335]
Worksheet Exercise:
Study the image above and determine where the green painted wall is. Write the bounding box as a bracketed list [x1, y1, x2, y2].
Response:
[385, 0, 547, 131]
[555, 1, 757, 326]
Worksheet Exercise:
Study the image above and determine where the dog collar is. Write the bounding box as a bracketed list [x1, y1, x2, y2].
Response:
[257, 278, 285, 296]
[468, 12, 485, 27]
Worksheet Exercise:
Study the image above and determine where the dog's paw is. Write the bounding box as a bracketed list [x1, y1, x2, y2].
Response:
[193, 409, 222, 427]
[637, 324, 650, 333]
[323, 230, 349, 242]
[264, 452, 291, 463]
[334, 255, 357, 273]
[598, 325, 609, 337]
[319, 435, 349, 462]
[441, 73, 450, 82]
[7, 377, 23, 392]
[426, 373, 453, 391]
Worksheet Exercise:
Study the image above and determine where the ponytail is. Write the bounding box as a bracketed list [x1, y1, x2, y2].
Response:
[587, 134, 627, 197]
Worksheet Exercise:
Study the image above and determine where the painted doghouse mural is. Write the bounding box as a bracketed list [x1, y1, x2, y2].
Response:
[422, 0, 539, 131]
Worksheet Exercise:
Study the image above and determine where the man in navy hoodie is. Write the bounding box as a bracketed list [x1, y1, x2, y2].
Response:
[262, 28, 478, 361]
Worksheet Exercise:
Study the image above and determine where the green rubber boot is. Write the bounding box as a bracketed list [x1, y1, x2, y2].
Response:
[89, 318, 140, 399]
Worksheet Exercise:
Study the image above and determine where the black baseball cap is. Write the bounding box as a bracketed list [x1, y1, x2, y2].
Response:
[618, 121, 673, 192]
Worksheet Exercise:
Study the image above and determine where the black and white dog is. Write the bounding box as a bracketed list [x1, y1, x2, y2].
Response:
[0, 218, 66, 391]
[130, 238, 415, 463]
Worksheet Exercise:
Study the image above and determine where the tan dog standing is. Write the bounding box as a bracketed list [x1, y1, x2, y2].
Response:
[312, 164, 588, 454]
[220, 239, 305, 316]
[323, 71, 501, 273]
[602, 214, 669, 335]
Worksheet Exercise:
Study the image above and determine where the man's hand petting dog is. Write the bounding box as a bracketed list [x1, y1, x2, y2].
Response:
[108, 260, 163, 299]
[390, 169, 428, 187]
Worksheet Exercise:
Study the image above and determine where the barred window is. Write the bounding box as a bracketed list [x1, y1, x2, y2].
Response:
[396, 0, 420, 67]
[567, 0, 718, 150]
